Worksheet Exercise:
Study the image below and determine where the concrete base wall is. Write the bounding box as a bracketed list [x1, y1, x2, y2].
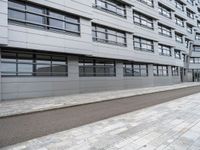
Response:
[1, 57, 182, 101]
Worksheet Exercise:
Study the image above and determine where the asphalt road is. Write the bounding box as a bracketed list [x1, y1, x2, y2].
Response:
[1, 85, 200, 148]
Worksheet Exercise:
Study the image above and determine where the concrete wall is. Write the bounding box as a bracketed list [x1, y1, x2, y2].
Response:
[1, 58, 181, 101]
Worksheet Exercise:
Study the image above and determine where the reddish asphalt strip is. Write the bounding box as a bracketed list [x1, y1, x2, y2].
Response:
[1, 85, 200, 148]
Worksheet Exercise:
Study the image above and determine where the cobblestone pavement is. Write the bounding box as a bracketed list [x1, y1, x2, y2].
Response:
[2, 92, 200, 150]
[1, 82, 200, 118]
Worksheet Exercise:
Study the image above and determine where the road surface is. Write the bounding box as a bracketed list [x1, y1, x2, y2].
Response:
[1, 85, 200, 147]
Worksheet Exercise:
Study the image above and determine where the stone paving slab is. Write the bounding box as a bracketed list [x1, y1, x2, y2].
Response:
[0, 82, 200, 118]
[2, 90, 200, 150]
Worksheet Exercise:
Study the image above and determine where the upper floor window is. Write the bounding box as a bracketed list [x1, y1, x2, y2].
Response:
[193, 46, 200, 52]
[186, 8, 195, 19]
[190, 57, 200, 64]
[197, 21, 200, 28]
[175, 15, 184, 27]
[123, 62, 148, 77]
[1, 50, 68, 77]
[185, 39, 190, 48]
[137, 0, 154, 7]
[175, 33, 183, 43]
[187, 0, 194, 6]
[158, 3, 171, 19]
[186, 24, 193, 33]
[79, 57, 116, 77]
[175, 0, 184, 11]
[133, 11, 154, 29]
[153, 65, 168, 76]
[171, 66, 179, 76]
[8, 0, 80, 35]
[158, 44, 171, 56]
[158, 23, 172, 37]
[133, 36, 154, 52]
[92, 24, 126, 46]
[94, 0, 126, 17]
[174, 49, 181, 59]
[196, 33, 200, 40]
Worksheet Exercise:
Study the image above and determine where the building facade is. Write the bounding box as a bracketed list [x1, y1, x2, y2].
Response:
[0, 0, 199, 101]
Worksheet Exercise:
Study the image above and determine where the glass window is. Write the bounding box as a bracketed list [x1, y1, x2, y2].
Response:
[175, 16, 184, 27]
[172, 66, 179, 76]
[158, 4, 171, 19]
[1, 51, 68, 77]
[133, 36, 154, 52]
[158, 44, 171, 56]
[175, 33, 183, 43]
[123, 62, 148, 77]
[8, 0, 80, 35]
[79, 57, 115, 77]
[153, 65, 168, 76]
[137, 0, 153, 7]
[92, 24, 126, 46]
[158, 23, 172, 37]
[94, 0, 126, 17]
[133, 11, 154, 29]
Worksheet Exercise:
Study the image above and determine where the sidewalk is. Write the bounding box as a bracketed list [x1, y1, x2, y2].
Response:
[2, 91, 200, 150]
[0, 82, 200, 118]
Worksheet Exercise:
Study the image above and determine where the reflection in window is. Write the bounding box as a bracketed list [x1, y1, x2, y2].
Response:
[8, 0, 80, 35]
[123, 62, 148, 77]
[79, 57, 116, 77]
[1, 50, 68, 77]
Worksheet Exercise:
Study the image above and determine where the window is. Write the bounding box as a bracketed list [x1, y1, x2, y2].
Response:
[8, 0, 80, 35]
[185, 39, 190, 48]
[153, 65, 168, 76]
[133, 11, 154, 29]
[1, 50, 68, 77]
[137, 0, 153, 7]
[158, 4, 171, 19]
[190, 57, 200, 64]
[175, 0, 184, 11]
[79, 57, 116, 77]
[197, 21, 200, 28]
[175, 16, 184, 27]
[196, 33, 200, 40]
[123, 62, 148, 77]
[175, 50, 181, 59]
[94, 0, 126, 17]
[158, 44, 171, 56]
[187, 0, 194, 5]
[133, 36, 154, 52]
[186, 24, 193, 34]
[193, 46, 200, 52]
[175, 33, 183, 43]
[92, 24, 126, 46]
[172, 66, 179, 76]
[158, 23, 172, 37]
[186, 8, 194, 19]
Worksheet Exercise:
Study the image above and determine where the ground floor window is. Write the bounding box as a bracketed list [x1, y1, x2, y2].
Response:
[79, 57, 116, 77]
[123, 62, 148, 77]
[171, 66, 179, 76]
[153, 65, 168, 76]
[1, 50, 68, 77]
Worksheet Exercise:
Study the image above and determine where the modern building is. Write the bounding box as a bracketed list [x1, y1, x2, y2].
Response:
[0, 0, 200, 101]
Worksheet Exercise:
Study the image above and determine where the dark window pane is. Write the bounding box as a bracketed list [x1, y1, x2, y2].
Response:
[18, 53, 33, 63]
[18, 64, 33, 75]
[52, 65, 67, 76]
[1, 52, 17, 62]
[27, 13, 44, 24]
[8, 9, 25, 20]
[36, 64, 51, 76]
[49, 19, 65, 29]
[8, 0, 25, 9]
[36, 55, 51, 64]
[1, 62, 17, 73]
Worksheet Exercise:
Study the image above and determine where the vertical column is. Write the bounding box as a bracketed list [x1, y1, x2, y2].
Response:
[148, 64, 154, 86]
[68, 56, 79, 79]
[116, 60, 123, 79]
[0, 49, 2, 101]
[154, 42, 159, 55]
